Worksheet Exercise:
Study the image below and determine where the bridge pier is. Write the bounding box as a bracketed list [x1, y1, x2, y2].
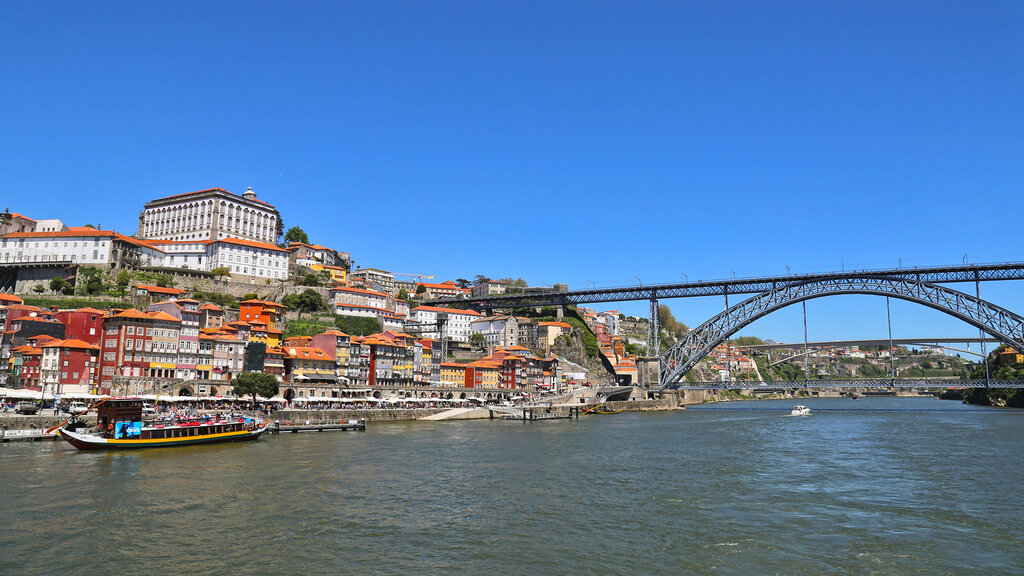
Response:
[648, 298, 660, 356]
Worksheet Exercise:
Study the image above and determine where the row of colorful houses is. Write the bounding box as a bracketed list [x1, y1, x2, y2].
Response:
[1, 292, 566, 396]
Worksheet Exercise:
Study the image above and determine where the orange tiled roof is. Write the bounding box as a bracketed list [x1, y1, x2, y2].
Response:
[539, 321, 572, 329]
[239, 299, 286, 308]
[0, 293, 23, 305]
[109, 308, 154, 320]
[42, 339, 100, 350]
[216, 237, 288, 253]
[147, 311, 181, 322]
[330, 285, 390, 298]
[135, 284, 187, 295]
[283, 346, 332, 360]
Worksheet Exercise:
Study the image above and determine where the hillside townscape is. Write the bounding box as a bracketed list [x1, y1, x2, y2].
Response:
[2, 187, 1002, 405]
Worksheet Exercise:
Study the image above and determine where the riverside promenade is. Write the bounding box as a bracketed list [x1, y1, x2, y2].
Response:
[0, 397, 678, 440]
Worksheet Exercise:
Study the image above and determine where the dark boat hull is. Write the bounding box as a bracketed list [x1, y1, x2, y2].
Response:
[58, 426, 267, 450]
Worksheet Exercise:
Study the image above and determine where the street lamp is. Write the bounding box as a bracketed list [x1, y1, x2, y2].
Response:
[634, 277, 642, 286]
[681, 273, 687, 283]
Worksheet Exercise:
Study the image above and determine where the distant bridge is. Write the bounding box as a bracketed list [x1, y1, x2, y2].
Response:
[424, 262, 1024, 310]
[423, 263, 1024, 390]
[658, 276, 1024, 388]
[673, 379, 1024, 391]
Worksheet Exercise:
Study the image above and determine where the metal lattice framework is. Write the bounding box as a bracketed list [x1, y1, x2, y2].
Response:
[673, 379, 1024, 390]
[659, 276, 1024, 389]
[423, 262, 1024, 310]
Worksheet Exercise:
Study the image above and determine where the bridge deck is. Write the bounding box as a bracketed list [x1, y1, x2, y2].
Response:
[426, 262, 1024, 309]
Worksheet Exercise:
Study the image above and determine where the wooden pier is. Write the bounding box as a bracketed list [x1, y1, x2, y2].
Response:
[267, 418, 367, 434]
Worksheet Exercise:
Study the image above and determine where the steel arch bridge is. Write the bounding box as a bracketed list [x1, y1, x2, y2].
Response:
[659, 276, 1024, 389]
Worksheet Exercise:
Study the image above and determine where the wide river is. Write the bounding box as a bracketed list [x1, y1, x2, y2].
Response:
[2, 397, 1022, 575]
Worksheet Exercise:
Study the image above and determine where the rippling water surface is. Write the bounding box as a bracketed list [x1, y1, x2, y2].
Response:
[2, 397, 1023, 575]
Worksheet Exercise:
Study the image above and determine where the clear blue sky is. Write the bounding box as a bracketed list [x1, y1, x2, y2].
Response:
[2, 1, 1022, 343]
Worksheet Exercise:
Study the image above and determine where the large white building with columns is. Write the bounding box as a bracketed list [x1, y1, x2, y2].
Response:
[137, 187, 281, 244]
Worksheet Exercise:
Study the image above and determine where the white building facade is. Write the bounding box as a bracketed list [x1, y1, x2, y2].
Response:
[137, 187, 281, 244]
[409, 306, 482, 343]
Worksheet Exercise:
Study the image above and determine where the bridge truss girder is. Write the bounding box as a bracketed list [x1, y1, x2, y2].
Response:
[672, 379, 1024, 390]
[422, 262, 1024, 311]
[659, 276, 1024, 389]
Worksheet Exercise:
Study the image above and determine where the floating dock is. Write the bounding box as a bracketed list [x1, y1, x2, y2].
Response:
[0, 428, 61, 442]
[486, 405, 583, 421]
[267, 418, 367, 434]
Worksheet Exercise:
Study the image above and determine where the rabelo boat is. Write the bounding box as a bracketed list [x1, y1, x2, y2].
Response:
[58, 398, 268, 450]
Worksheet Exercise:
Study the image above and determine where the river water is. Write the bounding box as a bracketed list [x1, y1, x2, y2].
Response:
[2, 397, 1022, 575]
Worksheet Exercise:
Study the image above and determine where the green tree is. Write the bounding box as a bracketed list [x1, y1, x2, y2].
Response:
[77, 266, 105, 295]
[415, 284, 427, 295]
[113, 270, 132, 296]
[296, 289, 326, 314]
[300, 273, 322, 287]
[155, 274, 175, 288]
[472, 274, 491, 286]
[455, 278, 471, 289]
[470, 333, 486, 348]
[210, 266, 231, 280]
[335, 314, 382, 336]
[397, 289, 410, 301]
[658, 304, 689, 337]
[50, 276, 70, 294]
[115, 269, 132, 287]
[498, 277, 528, 294]
[232, 371, 279, 403]
[284, 226, 310, 245]
[281, 293, 301, 310]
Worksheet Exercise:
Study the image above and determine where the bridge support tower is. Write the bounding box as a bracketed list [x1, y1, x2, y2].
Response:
[647, 298, 660, 356]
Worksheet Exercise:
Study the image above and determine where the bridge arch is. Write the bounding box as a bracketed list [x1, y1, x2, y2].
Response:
[659, 276, 1024, 389]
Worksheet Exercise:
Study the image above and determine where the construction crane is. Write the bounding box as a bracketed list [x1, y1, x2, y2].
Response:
[394, 273, 435, 282]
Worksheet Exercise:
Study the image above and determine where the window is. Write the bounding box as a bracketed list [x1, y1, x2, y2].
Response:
[127, 326, 135, 335]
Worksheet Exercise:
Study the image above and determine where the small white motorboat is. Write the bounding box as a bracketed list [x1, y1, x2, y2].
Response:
[791, 405, 811, 416]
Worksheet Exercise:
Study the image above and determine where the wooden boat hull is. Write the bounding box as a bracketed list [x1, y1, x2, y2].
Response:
[58, 425, 267, 451]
